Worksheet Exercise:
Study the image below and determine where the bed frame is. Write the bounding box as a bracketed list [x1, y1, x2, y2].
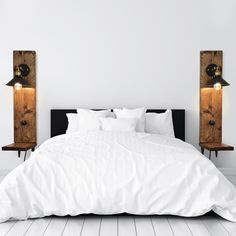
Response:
[51, 109, 185, 141]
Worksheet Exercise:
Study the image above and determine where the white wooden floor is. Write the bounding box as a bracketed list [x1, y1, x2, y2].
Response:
[0, 175, 235, 236]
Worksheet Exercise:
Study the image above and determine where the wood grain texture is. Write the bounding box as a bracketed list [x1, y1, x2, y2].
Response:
[199, 143, 234, 151]
[2, 142, 36, 151]
[13, 51, 36, 144]
[200, 51, 222, 144]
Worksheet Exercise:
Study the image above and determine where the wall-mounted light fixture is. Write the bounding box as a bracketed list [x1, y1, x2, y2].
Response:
[2, 51, 36, 161]
[6, 64, 30, 90]
[199, 51, 234, 160]
[205, 63, 230, 90]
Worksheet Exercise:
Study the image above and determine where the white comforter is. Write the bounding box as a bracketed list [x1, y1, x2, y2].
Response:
[0, 131, 236, 222]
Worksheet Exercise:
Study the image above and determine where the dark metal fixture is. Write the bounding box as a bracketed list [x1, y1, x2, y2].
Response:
[6, 64, 30, 89]
[205, 64, 230, 90]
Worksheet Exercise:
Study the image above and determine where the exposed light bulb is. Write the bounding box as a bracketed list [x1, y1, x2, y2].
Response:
[14, 82, 22, 90]
[214, 82, 222, 90]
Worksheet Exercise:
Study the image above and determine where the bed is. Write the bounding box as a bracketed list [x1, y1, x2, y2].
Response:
[0, 108, 236, 223]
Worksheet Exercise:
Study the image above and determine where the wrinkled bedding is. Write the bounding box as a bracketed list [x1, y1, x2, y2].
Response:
[0, 131, 236, 222]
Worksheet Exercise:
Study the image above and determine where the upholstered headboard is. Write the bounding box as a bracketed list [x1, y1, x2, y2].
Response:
[50, 109, 185, 141]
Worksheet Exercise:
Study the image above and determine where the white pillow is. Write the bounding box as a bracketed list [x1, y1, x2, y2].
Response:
[76, 109, 111, 131]
[113, 107, 146, 132]
[145, 109, 175, 137]
[66, 109, 112, 133]
[66, 113, 79, 133]
[76, 109, 112, 117]
[100, 118, 137, 132]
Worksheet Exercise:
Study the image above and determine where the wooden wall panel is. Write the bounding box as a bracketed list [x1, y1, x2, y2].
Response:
[13, 51, 36, 143]
[200, 51, 222, 144]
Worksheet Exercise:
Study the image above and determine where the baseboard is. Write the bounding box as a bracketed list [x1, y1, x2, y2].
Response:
[219, 168, 236, 176]
[0, 169, 11, 176]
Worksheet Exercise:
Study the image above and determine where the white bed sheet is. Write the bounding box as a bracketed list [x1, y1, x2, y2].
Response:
[0, 131, 236, 222]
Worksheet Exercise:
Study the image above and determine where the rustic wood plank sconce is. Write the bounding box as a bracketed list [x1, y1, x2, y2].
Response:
[199, 50, 234, 159]
[2, 51, 37, 161]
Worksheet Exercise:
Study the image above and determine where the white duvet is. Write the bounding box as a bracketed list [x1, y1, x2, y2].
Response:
[1, 131, 236, 223]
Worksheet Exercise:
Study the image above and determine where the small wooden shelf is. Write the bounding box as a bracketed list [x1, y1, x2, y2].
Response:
[199, 143, 234, 159]
[2, 143, 36, 161]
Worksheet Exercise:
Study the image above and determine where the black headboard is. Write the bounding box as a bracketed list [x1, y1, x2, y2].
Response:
[51, 109, 185, 141]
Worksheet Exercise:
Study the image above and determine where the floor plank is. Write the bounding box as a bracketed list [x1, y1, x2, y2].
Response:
[118, 215, 136, 236]
[135, 216, 155, 236]
[0, 214, 235, 236]
[100, 215, 117, 236]
[201, 216, 230, 236]
[24, 217, 52, 236]
[151, 216, 174, 236]
[0, 221, 17, 235]
[6, 220, 33, 236]
[185, 217, 211, 236]
[217, 218, 235, 236]
[62, 216, 85, 236]
[168, 216, 193, 236]
[43, 216, 68, 236]
[81, 215, 102, 236]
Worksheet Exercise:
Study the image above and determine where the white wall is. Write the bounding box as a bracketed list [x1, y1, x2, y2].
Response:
[0, 0, 235, 170]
